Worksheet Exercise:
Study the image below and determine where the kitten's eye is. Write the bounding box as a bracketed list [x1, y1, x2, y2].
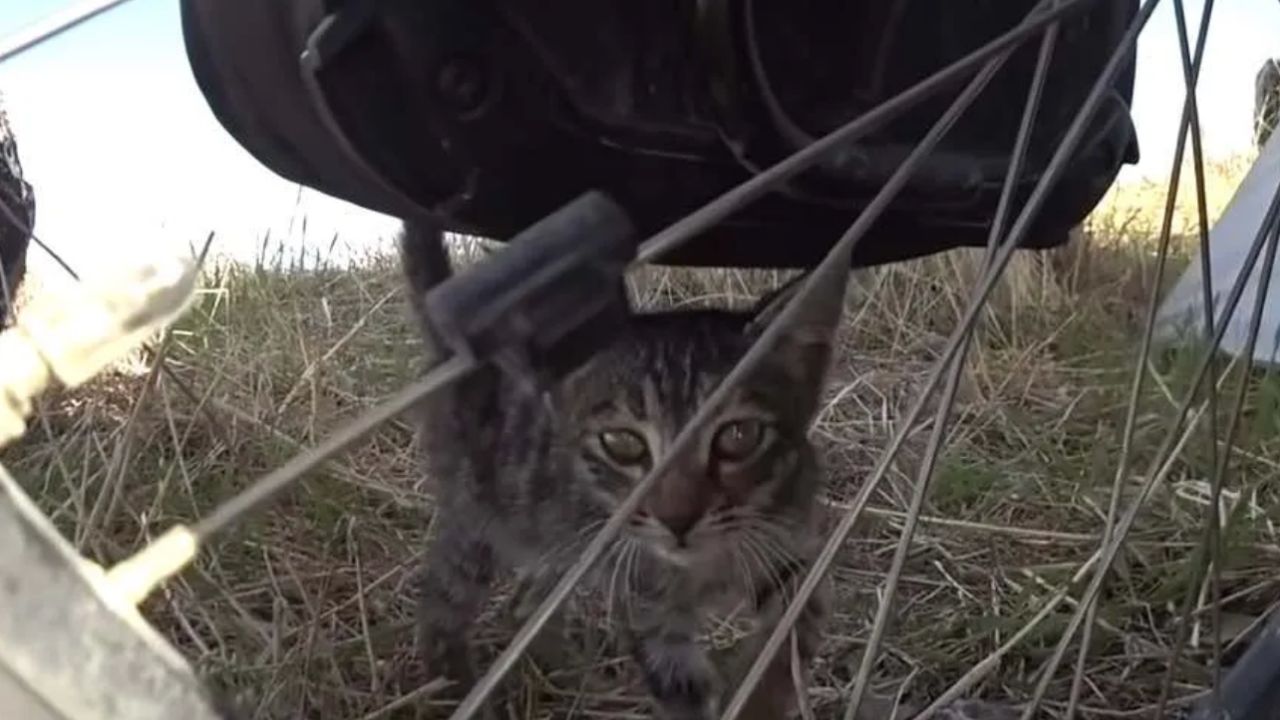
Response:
[599, 429, 649, 465]
[712, 419, 767, 462]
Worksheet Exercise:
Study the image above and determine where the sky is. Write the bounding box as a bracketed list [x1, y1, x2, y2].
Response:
[0, 0, 1278, 285]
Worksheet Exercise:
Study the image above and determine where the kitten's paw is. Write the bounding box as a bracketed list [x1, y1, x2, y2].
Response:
[417, 627, 496, 713]
[417, 636, 521, 720]
[654, 698, 719, 720]
[646, 669, 722, 720]
[420, 638, 476, 692]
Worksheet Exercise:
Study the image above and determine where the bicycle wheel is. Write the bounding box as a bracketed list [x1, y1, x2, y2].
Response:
[1, 0, 1278, 719]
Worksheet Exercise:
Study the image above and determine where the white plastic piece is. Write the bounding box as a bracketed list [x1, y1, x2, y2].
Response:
[103, 525, 200, 607]
[0, 254, 198, 448]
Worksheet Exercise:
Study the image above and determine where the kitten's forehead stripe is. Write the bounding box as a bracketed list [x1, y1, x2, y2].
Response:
[622, 380, 646, 418]
[680, 334, 699, 425]
[642, 377, 661, 428]
[588, 400, 621, 417]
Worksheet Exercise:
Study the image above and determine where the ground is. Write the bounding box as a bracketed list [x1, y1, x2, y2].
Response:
[1, 154, 1278, 719]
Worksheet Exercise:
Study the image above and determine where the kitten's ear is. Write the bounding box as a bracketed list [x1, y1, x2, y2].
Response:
[746, 263, 848, 402]
[747, 271, 807, 323]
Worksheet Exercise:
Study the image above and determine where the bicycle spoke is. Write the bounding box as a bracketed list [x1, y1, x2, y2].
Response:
[725, 2, 1164, 716]
[840, 20, 1060, 720]
[190, 354, 476, 542]
[920, 550, 1101, 716]
[1065, 0, 1217, 715]
[1150, 0, 1234, 714]
[634, 0, 1098, 266]
[1176, 0, 1226, 697]
[1019, 179, 1280, 719]
[1167, 213, 1280, 714]
[924, 348, 1234, 718]
[0, 0, 141, 64]
[0, 182, 79, 282]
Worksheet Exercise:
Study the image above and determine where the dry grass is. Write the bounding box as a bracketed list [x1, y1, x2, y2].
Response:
[4, 153, 1280, 719]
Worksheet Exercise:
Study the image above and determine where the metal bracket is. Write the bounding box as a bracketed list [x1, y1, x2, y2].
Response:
[423, 191, 637, 392]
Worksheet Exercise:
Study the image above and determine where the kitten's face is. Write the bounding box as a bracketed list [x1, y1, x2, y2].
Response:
[560, 307, 836, 567]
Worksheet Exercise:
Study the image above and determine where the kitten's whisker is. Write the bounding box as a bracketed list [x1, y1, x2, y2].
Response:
[736, 517, 802, 561]
[623, 540, 641, 622]
[743, 519, 805, 564]
[744, 511, 805, 533]
[706, 512, 735, 532]
[605, 538, 628, 627]
[734, 532, 766, 590]
[723, 518, 785, 566]
[757, 532, 801, 568]
[747, 530, 798, 591]
[543, 518, 608, 567]
[754, 534, 805, 600]
[729, 546, 758, 613]
[740, 531, 792, 609]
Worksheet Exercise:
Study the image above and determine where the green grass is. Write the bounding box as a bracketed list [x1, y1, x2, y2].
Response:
[3, 154, 1280, 718]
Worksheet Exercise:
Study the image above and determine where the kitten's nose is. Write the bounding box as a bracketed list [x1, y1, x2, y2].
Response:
[656, 510, 699, 541]
[651, 471, 708, 542]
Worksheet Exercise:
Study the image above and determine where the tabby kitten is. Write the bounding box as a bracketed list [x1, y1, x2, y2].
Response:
[402, 222, 845, 720]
